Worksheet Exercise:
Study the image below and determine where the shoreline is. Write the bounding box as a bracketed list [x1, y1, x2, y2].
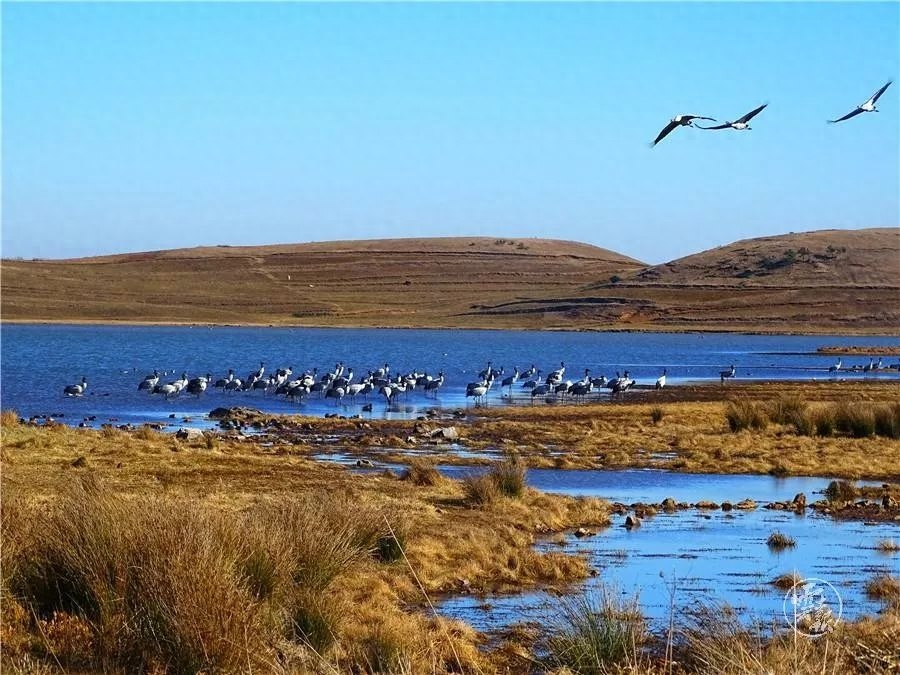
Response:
[3, 317, 900, 338]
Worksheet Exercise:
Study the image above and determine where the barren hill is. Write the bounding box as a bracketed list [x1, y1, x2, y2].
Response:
[2, 230, 898, 333]
[461, 228, 900, 333]
[0, 237, 642, 328]
[627, 228, 899, 287]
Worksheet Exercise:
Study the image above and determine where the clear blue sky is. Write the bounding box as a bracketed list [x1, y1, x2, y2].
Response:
[2, 2, 898, 264]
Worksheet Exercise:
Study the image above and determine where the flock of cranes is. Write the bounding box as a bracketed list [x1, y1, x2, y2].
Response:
[62, 355, 900, 404]
[62, 360, 678, 406]
[652, 79, 892, 146]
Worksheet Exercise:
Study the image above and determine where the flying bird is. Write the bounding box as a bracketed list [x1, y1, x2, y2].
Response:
[651, 114, 716, 146]
[697, 104, 768, 131]
[828, 80, 892, 123]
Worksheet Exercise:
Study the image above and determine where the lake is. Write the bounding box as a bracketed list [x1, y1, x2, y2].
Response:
[2, 324, 898, 426]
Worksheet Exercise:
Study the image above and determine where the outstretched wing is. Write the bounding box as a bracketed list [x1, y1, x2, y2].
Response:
[684, 115, 717, 122]
[696, 122, 732, 130]
[737, 103, 768, 124]
[828, 107, 864, 124]
[869, 79, 893, 105]
[651, 119, 679, 146]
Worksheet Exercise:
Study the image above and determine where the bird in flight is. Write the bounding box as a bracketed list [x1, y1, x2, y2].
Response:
[651, 114, 717, 146]
[828, 80, 892, 124]
[697, 104, 768, 131]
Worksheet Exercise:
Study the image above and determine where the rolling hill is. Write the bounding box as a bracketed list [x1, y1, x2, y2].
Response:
[2, 229, 898, 333]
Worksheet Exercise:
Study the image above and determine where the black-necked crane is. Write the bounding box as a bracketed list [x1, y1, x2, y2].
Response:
[698, 104, 767, 131]
[521, 364, 537, 380]
[651, 114, 717, 146]
[570, 379, 593, 401]
[325, 385, 345, 405]
[547, 362, 566, 386]
[138, 370, 159, 391]
[424, 371, 445, 397]
[380, 385, 394, 406]
[829, 80, 892, 123]
[530, 382, 552, 403]
[64, 377, 88, 397]
[247, 362, 265, 385]
[501, 367, 520, 393]
[828, 358, 842, 374]
[214, 369, 235, 388]
[720, 365, 736, 383]
[522, 370, 542, 390]
[655, 369, 667, 389]
[187, 374, 210, 397]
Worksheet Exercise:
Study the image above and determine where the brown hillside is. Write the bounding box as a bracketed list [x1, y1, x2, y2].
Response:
[2, 230, 898, 333]
[627, 227, 900, 287]
[0, 237, 641, 328]
[461, 229, 900, 333]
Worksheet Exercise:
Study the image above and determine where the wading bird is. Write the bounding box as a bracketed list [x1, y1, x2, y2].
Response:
[698, 104, 767, 131]
[656, 369, 667, 389]
[720, 365, 736, 383]
[651, 114, 717, 146]
[64, 377, 88, 397]
[829, 80, 892, 124]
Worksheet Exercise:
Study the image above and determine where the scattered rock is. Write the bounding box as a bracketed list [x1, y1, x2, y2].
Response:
[625, 514, 642, 529]
[721, 501, 733, 511]
[661, 497, 677, 512]
[71, 456, 87, 468]
[430, 426, 459, 441]
[736, 499, 757, 510]
[175, 428, 204, 441]
[695, 500, 719, 510]
[573, 527, 595, 538]
[883, 495, 897, 509]
[793, 493, 807, 510]
[356, 459, 375, 467]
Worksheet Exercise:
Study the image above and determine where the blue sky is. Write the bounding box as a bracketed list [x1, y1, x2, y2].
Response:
[2, 2, 898, 264]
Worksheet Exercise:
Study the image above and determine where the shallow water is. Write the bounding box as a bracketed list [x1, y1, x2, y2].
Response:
[2, 324, 898, 427]
[429, 468, 899, 632]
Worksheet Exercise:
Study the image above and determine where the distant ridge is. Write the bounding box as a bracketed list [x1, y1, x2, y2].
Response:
[2, 230, 898, 334]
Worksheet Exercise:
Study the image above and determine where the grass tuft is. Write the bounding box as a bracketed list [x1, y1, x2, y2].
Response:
[1, 408, 20, 427]
[768, 395, 807, 425]
[873, 404, 900, 439]
[865, 574, 900, 610]
[546, 587, 646, 673]
[401, 458, 442, 486]
[876, 538, 900, 553]
[766, 531, 796, 550]
[725, 399, 768, 432]
[650, 407, 665, 424]
[834, 402, 876, 438]
[462, 473, 499, 507]
[490, 455, 527, 498]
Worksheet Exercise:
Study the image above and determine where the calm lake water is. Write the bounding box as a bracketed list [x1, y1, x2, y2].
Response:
[1, 324, 898, 426]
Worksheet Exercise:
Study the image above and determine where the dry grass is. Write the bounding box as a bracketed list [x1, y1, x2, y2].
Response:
[767, 531, 796, 550]
[546, 587, 648, 673]
[876, 538, 900, 553]
[680, 603, 900, 675]
[458, 382, 900, 479]
[866, 575, 900, 610]
[772, 571, 802, 590]
[401, 458, 443, 486]
[0, 422, 612, 673]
